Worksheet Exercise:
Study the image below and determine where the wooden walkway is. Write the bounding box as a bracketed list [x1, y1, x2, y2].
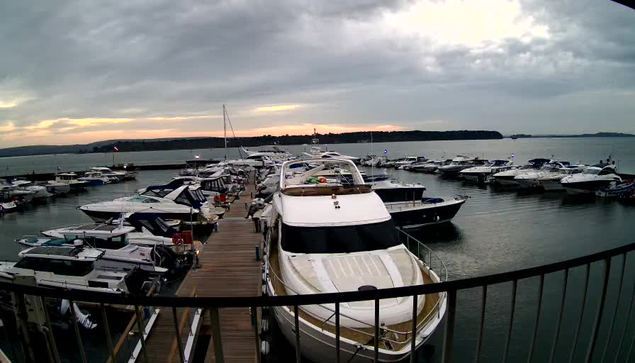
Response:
[144, 181, 262, 363]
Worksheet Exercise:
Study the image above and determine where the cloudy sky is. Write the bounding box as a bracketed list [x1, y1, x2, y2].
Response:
[1, 0, 634, 147]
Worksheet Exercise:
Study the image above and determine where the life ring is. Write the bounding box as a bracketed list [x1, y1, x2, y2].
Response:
[172, 233, 184, 245]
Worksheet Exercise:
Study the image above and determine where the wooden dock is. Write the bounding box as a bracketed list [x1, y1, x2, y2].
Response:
[144, 181, 262, 363]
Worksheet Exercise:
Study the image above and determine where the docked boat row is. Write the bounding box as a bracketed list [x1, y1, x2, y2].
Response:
[0, 167, 139, 214]
[381, 155, 633, 197]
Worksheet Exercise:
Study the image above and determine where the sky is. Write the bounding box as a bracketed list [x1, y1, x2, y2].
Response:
[0, 0, 634, 148]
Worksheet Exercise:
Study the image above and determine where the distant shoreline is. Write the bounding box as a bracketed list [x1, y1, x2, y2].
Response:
[0, 130, 502, 158]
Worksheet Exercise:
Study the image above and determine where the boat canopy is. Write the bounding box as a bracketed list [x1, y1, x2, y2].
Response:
[141, 185, 206, 208]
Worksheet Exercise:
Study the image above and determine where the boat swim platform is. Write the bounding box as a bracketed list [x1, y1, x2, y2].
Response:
[144, 181, 262, 363]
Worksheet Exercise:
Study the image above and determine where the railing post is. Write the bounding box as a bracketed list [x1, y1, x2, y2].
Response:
[335, 302, 341, 363]
[527, 274, 545, 363]
[410, 294, 418, 363]
[172, 306, 185, 363]
[134, 305, 148, 363]
[475, 285, 487, 363]
[294, 305, 301, 363]
[253, 306, 261, 363]
[209, 307, 225, 363]
[69, 299, 88, 363]
[99, 303, 115, 363]
[40, 296, 60, 363]
[374, 298, 380, 363]
[548, 269, 569, 363]
[502, 280, 518, 363]
[569, 264, 591, 363]
[615, 263, 635, 363]
[442, 289, 457, 363]
[584, 258, 612, 363]
[601, 253, 627, 362]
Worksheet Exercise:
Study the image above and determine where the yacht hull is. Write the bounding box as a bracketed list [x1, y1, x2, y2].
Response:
[540, 179, 564, 191]
[81, 209, 197, 223]
[387, 198, 466, 230]
[562, 180, 614, 195]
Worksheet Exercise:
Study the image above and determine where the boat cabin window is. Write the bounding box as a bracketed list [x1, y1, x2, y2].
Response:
[130, 196, 160, 203]
[175, 193, 193, 206]
[15, 257, 94, 276]
[82, 236, 128, 249]
[281, 220, 401, 254]
[584, 168, 601, 175]
[598, 168, 615, 176]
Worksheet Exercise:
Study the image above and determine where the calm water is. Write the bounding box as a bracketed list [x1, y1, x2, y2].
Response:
[1, 138, 635, 362]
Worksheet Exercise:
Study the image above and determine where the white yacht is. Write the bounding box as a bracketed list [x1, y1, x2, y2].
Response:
[491, 158, 551, 186]
[538, 165, 585, 191]
[43, 180, 71, 196]
[78, 171, 111, 185]
[240, 145, 293, 162]
[226, 153, 274, 168]
[11, 180, 51, 202]
[16, 228, 169, 274]
[55, 172, 90, 190]
[409, 159, 446, 174]
[392, 156, 420, 170]
[0, 244, 141, 294]
[80, 185, 209, 223]
[460, 159, 515, 182]
[513, 161, 572, 189]
[91, 167, 127, 182]
[561, 164, 622, 195]
[264, 159, 447, 362]
[437, 156, 487, 177]
[41, 222, 174, 248]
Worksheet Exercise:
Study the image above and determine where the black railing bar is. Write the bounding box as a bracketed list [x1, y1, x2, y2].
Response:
[100, 303, 116, 363]
[568, 263, 591, 363]
[2, 241, 634, 308]
[474, 285, 487, 363]
[601, 253, 627, 362]
[41, 296, 61, 363]
[626, 327, 635, 363]
[335, 302, 341, 363]
[502, 279, 518, 363]
[613, 261, 635, 363]
[526, 274, 545, 363]
[584, 257, 612, 363]
[410, 294, 418, 363]
[172, 306, 185, 363]
[374, 298, 380, 363]
[294, 304, 301, 363]
[548, 268, 569, 363]
[69, 299, 88, 363]
[442, 289, 457, 363]
[0, 306, 18, 362]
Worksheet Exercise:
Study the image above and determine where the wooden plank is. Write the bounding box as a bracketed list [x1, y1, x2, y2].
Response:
[144, 179, 262, 363]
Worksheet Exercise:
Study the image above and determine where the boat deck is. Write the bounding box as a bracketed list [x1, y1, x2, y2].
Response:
[144, 181, 262, 363]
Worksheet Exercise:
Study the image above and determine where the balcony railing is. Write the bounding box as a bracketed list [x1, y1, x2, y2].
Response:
[1, 239, 635, 363]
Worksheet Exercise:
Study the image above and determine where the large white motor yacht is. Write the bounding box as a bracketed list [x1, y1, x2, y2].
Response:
[513, 161, 574, 189]
[264, 159, 447, 363]
[460, 159, 515, 182]
[491, 158, 551, 186]
[561, 164, 622, 195]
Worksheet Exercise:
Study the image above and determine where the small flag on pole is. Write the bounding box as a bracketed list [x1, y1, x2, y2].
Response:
[114, 146, 119, 152]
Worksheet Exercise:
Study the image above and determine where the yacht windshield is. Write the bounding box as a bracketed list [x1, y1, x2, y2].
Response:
[281, 220, 400, 254]
[584, 168, 601, 175]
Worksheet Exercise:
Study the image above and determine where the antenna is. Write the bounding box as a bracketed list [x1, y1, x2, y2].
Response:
[223, 104, 227, 160]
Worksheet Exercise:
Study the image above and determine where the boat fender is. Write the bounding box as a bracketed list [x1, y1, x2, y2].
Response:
[261, 318, 269, 333]
[262, 285, 268, 296]
[261, 340, 270, 355]
[172, 233, 184, 245]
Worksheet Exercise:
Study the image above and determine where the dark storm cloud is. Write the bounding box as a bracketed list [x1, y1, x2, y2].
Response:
[1, 0, 635, 147]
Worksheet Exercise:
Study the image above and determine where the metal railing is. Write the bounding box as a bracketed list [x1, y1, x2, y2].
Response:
[2, 240, 635, 363]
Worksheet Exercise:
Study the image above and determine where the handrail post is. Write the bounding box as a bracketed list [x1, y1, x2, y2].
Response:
[569, 264, 591, 363]
[134, 305, 148, 363]
[294, 305, 301, 363]
[548, 269, 569, 363]
[40, 296, 60, 363]
[475, 285, 487, 363]
[502, 280, 518, 363]
[527, 274, 545, 363]
[69, 299, 88, 363]
[100, 303, 116, 363]
[584, 258, 612, 363]
[374, 298, 380, 363]
[442, 289, 457, 363]
[209, 307, 225, 363]
[172, 306, 185, 363]
[335, 302, 341, 363]
[601, 253, 627, 362]
[410, 294, 418, 363]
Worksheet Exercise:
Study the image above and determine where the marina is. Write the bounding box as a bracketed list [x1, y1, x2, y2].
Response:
[1, 138, 635, 363]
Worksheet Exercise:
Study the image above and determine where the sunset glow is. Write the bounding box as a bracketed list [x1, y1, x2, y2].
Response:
[255, 105, 300, 112]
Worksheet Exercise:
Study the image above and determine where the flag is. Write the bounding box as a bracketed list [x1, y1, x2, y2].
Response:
[114, 146, 119, 152]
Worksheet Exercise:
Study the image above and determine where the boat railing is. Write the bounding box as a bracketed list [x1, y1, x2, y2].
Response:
[3, 239, 635, 363]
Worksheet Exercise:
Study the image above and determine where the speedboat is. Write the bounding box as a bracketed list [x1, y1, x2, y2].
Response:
[538, 165, 585, 191]
[392, 156, 420, 170]
[492, 158, 551, 186]
[80, 185, 210, 223]
[42, 180, 71, 196]
[360, 155, 387, 167]
[410, 159, 446, 174]
[514, 161, 573, 189]
[91, 167, 127, 182]
[437, 156, 488, 177]
[460, 159, 515, 183]
[11, 180, 52, 202]
[0, 201, 18, 213]
[0, 244, 149, 294]
[54, 172, 90, 190]
[240, 145, 293, 162]
[386, 196, 468, 230]
[403, 157, 428, 171]
[369, 178, 427, 203]
[41, 220, 176, 247]
[226, 153, 274, 168]
[263, 158, 447, 362]
[78, 171, 111, 185]
[561, 164, 622, 195]
[16, 229, 171, 274]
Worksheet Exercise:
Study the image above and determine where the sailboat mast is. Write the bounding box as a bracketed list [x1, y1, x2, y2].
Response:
[223, 104, 227, 160]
